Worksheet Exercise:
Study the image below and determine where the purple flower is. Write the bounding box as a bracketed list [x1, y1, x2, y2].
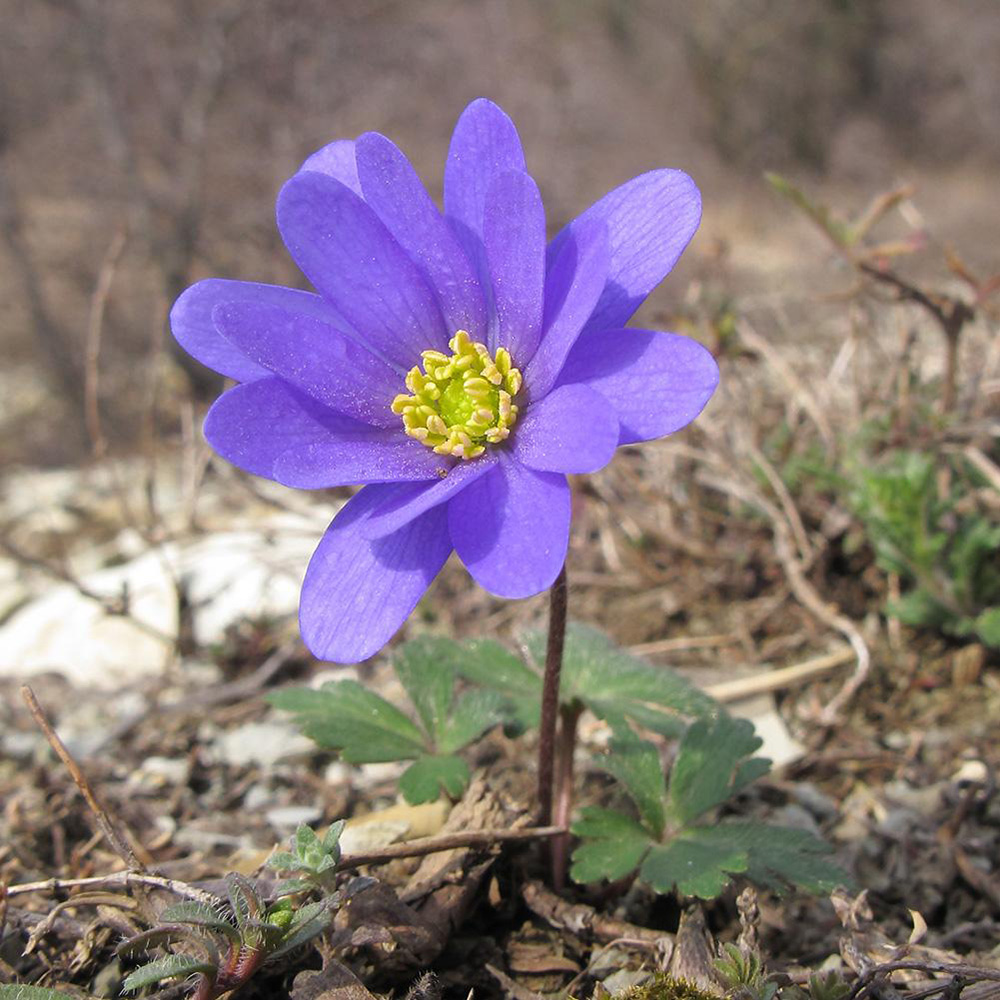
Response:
[171, 99, 718, 663]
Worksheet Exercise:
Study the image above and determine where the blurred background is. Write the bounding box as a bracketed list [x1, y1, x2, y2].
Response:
[3, 0, 999, 467]
[2, 7, 1000, 981]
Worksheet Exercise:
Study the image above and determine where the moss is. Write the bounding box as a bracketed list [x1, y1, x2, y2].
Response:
[613, 974, 720, 1000]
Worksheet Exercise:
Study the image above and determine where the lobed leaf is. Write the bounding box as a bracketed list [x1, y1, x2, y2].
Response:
[694, 822, 846, 894]
[599, 738, 667, 838]
[569, 807, 651, 883]
[393, 637, 461, 741]
[436, 689, 507, 753]
[398, 754, 470, 804]
[640, 837, 749, 898]
[452, 638, 542, 728]
[269, 681, 425, 762]
[526, 624, 717, 737]
[667, 714, 768, 826]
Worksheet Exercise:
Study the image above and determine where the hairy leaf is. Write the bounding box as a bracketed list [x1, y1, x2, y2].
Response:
[640, 837, 749, 898]
[569, 807, 650, 882]
[437, 689, 506, 753]
[599, 738, 667, 838]
[527, 624, 717, 736]
[157, 901, 240, 943]
[322, 818, 346, 855]
[0, 989, 98, 1000]
[695, 823, 846, 894]
[393, 636, 460, 740]
[267, 902, 333, 961]
[398, 754, 470, 803]
[226, 873, 264, 930]
[668, 714, 768, 825]
[269, 681, 425, 762]
[122, 955, 217, 992]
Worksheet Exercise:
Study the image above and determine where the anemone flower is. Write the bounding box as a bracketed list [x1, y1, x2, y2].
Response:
[171, 99, 718, 662]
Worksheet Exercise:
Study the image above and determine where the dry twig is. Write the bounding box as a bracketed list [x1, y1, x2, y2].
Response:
[21, 685, 148, 873]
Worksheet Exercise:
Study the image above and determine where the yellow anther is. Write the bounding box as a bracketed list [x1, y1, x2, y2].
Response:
[393, 330, 522, 461]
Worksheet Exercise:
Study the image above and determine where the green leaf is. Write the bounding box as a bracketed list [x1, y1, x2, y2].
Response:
[268, 681, 425, 762]
[454, 639, 541, 696]
[393, 637, 461, 740]
[266, 851, 300, 872]
[695, 823, 846, 894]
[225, 873, 264, 930]
[598, 738, 667, 838]
[322, 818, 346, 858]
[888, 589, 951, 629]
[273, 878, 314, 897]
[569, 807, 651, 882]
[157, 901, 240, 943]
[398, 754, 470, 804]
[267, 902, 333, 961]
[526, 624, 717, 737]
[295, 823, 320, 857]
[122, 955, 217, 992]
[640, 837, 749, 898]
[973, 607, 1000, 647]
[451, 639, 542, 728]
[436, 689, 506, 753]
[667, 714, 767, 826]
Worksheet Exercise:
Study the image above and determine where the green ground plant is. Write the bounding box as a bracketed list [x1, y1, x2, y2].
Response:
[274, 625, 844, 899]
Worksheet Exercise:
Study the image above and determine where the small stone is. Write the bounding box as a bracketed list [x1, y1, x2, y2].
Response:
[791, 782, 839, 820]
[244, 783, 275, 811]
[339, 819, 410, 855]
[266, 805, 323, 831]
[139, 756, 188, 785]
[216, 721, 315, 769]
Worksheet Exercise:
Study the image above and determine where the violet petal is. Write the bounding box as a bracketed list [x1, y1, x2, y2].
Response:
[526, 217, 610, 400]
[204, 378, 444, 487]
[557, 328, 719, 444]
[213, 300, 401, 428]
[277, 171, 448, 369]
[547, 169, 701, 335]
[511, 384, 618, 474]
[356, 132, 488, 341]
[171, 279, 352, 383]
[448, 456, 569, 599]
[443, 98, 527, 314]
[300, 485, 453, 663]
[362, 455, 498, 539]
[297, 139, 362, 196]
[484, 170, 545, 361]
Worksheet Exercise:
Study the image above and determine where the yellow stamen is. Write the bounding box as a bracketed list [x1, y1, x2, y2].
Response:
[394, 330, 522, 461]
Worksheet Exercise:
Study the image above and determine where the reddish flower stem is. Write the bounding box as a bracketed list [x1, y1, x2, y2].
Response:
[551, 702, 582, 890]
[537, 564, 568, 828]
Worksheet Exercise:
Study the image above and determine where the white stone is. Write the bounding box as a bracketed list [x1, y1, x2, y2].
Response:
[0, 548, 178, 689]
[176, 531, 318, 646]
[216, 720, 315, 769]
[338, 819, 410, 855]
[266, 805, 324, 831]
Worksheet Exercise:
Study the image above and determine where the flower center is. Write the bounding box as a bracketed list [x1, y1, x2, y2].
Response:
[391, 330, 522, 460]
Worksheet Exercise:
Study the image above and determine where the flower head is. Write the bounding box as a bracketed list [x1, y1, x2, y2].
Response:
[171, 99, 719, 662]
